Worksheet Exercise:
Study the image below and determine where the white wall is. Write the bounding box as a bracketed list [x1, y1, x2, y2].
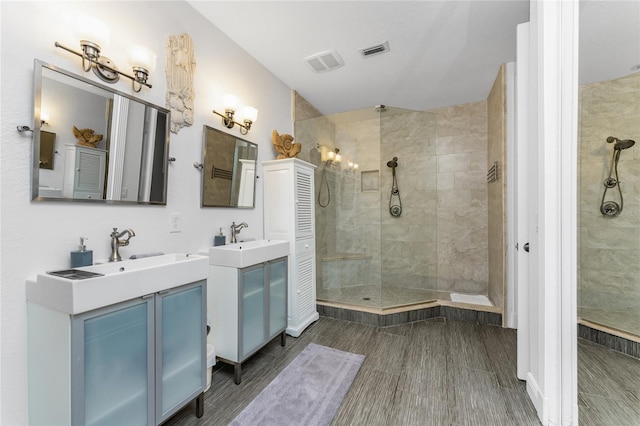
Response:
[0, 1, 292, 423]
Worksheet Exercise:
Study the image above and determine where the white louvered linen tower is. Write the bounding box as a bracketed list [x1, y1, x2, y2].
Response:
[262, 158, 319, 337]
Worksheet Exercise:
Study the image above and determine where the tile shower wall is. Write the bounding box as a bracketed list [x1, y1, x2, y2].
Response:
[292, 92, 338, 289]
[293, 94, 489, 297]
[433, 101, 489, 294]
[579, 72, 640, 332]
[379, 112, 438, 289]
[487, 65, 507, 309]
[335, 117, 382, 287]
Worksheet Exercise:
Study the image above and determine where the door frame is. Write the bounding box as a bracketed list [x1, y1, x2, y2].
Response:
[516, 1, 579, 425]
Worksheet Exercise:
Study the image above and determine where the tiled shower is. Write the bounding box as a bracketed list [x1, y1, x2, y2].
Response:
[578, 71, 640, 338]
[295, 97, 495, 310]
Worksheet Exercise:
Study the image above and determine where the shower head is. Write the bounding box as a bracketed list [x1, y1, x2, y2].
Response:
[607, 136, 636, 150]
[386, 157, 398, 168]
[615, 139, 635, 150]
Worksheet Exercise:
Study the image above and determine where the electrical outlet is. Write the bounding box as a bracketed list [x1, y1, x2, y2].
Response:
[169, 213, 182, 233]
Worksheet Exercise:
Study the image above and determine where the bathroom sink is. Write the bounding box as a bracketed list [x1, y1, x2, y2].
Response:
[209, 239, 289, 268]
[27, 253, 208, 315]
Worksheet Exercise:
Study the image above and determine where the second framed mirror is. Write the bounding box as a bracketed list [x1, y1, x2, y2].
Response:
[201, 126, 258, 208]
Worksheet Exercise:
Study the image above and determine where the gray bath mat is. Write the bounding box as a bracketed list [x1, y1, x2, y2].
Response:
[230, 343, 365, 426]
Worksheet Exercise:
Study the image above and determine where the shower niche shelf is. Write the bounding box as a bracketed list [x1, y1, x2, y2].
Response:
[361, 170, 379, 192]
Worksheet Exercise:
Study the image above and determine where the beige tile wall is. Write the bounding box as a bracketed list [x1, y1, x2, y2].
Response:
[431, 101, 489, 295]
[487, 65, 506, 308]
[579, 72, 640, 319]
[294, 94, 490, 298]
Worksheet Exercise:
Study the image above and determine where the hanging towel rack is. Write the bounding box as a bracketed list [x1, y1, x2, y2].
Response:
[487, 161, 499, 183]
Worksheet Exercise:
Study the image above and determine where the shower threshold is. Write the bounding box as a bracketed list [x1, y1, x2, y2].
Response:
[317, 298, 503, 328]
[318, 296, 501, 314]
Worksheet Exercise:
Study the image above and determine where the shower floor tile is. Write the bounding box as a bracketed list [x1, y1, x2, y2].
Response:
[317, 284, 450, 309]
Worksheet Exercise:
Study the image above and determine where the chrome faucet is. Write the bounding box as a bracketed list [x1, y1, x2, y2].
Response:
[109, 228, 135, 262]
[230, 222, 248, 244]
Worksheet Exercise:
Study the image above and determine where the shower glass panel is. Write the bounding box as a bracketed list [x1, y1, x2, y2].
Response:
[578, 71, 640, 337]
[301, 106, 438, 309]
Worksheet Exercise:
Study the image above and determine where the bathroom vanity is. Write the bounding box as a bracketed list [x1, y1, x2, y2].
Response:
[208, 240, 289, 384]
[26, 254, 208, 425]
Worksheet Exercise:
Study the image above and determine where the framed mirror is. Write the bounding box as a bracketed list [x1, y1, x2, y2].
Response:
[201, 125, 258, 208]
[32, 59, 170, 204]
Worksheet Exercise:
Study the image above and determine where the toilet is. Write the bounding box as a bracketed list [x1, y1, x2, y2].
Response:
[206, 343, 216, 392]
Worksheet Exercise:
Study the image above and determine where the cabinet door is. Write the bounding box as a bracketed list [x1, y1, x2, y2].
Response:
[268, 257, 287, 337]
[156, 281, 206, 422]
[74, 148, 105, 197]
[294, 166, 314, 239]
[72, 297, 154, 426]
[240, 264, 266, 358]
[294, 238, 316, 323]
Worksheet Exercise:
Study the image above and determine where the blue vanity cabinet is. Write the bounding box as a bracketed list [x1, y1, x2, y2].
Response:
[72, 297, 155, 425]
[27, 280, 206, 426]
[210, 256, 288, 384]
[156, 282, 206, 424]
[267, 258, 287, 338]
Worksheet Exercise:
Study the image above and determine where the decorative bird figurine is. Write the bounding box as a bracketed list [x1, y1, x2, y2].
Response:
[272, 130, 301, 159]
[72, 126, 103, 148]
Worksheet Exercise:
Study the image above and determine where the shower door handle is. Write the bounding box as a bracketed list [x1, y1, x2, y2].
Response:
[523, 242, 530, 252]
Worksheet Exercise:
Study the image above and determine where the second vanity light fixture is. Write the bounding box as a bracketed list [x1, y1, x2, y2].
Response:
[212, 94, 258, 135]
[54, 14, 156, 92]
[318, 144, 359, 172]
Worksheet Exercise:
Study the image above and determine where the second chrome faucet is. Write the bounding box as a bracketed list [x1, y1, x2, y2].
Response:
[230, 222, 248, 244]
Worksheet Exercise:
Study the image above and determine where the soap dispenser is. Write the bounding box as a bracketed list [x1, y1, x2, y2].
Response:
[70, 237, 93, 268]
[214, 228, 226, 246]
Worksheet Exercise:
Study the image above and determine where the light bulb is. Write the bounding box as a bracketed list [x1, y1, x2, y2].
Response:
[130, 45, 157, 72]
[242, 106, 258, 123]
[75, 14, 110, 50]
[223, 94, 240, 112]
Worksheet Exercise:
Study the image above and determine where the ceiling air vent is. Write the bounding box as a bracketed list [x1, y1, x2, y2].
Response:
[359, 41, 390, 58]
[304, 50, 345, 73]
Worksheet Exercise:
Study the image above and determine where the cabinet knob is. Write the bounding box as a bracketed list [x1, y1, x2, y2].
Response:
[86, 195, 92, 199]
[305, 244, 309, 249]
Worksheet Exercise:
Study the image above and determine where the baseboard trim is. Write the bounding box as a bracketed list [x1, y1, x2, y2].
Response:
[286, 312, 320, 337]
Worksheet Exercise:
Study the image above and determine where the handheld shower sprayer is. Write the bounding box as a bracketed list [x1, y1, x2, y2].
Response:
[601, 136, 636, 217]
[387, 157, 401, 217]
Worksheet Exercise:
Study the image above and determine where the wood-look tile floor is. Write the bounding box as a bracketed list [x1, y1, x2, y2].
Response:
[164, 317, 640, 426]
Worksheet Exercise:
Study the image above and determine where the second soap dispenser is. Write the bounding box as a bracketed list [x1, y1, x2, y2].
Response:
[70, 237, 93, 268]
[214, 228, 226, 246]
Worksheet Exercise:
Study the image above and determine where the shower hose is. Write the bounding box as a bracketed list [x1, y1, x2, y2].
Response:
[600, 148, 624, 217]
[389, 166, 402, 217]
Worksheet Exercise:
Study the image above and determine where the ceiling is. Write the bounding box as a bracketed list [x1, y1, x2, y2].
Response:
[188, 1, 639, 116]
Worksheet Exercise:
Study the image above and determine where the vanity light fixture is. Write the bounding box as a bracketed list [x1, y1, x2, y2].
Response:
[54, 15, 156, 92]
[212, 95, 258, 135]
